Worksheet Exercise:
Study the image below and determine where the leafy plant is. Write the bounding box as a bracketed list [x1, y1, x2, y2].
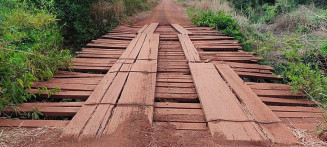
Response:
[31, 106, 43, 120]
[283, 62, 327, 105]
[0, 0, 71, 110]
[187, 9, 246, 45]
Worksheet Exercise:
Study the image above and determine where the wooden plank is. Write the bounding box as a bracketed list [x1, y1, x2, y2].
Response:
[155, 93, 198, 100]
[156, 122, 207, 130]
[236, 71, 282, 80]
[118, 33, 145, 62]
[156, 87, 196, 94]
[287, 123, 319, 131]
[46, 78, 102, 85]
[137, 34, 159, 60]
[85, 63, 123, 104]
[156, 82, 195, 88]
[142, 23, 159, 34]
[118, 72, 156, 105]
[215, 64, 297, 145]
[79, 104, 114, 140]
[253, 89, 306, 98]
[261, 97, 316, 106]
[32, 83, 96, 91]
[268, 106, 321, 113]
[103, 106, 153, 135]
[100, 71, 130, 104]
[53, 71, 104, 78]
[246, 82, 290, 90]
[129, 61, 157, 73]
[171, 24, 192, 34]
[0, 119, 69, 128]
[154, 113, 206, 123]
[20, 102, 83, 107]
[184, 35, 201, 62]
[4, 106, 79, 116]
[154, 102, 202, 109]
[61, 105, 97, 138]
[274, 111, 323, 118]
[155, 108, 204, 115]
[178, 34, 201, 62]
[62, 29, 140, 138]
[213, 61, 274, 71]
[137, 25, 149, 33]
[76, 25, 160, 139]
[29, 89, 91, 99]
[189, 63, 265, 142]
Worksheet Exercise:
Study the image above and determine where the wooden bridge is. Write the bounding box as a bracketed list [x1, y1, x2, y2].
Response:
[1, 22, 324, 145]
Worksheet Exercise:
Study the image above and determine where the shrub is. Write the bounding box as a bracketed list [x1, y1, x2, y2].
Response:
[53, 0, 117, 49]
[0, 0, 71, 110]
[187, 9, 246, 44]
[283, 62, 327, 106]
[322, 40, 327, 57]
[53, 0, 152, 49]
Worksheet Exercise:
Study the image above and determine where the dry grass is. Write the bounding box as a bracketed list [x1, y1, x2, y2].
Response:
[267, 5, 327, 33]
[0, 127, 63, 147]
[91, 0, 125, 26]
[291, 128, 327, 146]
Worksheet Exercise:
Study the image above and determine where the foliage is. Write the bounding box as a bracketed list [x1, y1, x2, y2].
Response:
[185, 0, 327, 108]
[123, 0, 151, 15]
[53, 0, 118, 49]
[53, 0, 152, 49]
[0, 0, 71, 110]
[322, 40, 327, 57]
[0, 0, 153, 111]
[227, 0, 327, 23]
[187, 9, 247, 46]
[283, 63, 327, 105]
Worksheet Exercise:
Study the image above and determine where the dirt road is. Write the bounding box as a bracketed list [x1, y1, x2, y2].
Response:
[135, 0, 193, 25]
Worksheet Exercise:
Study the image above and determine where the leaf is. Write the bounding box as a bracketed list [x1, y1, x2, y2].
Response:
[34, 106, 43, 116]
[17, 79, 24, 87]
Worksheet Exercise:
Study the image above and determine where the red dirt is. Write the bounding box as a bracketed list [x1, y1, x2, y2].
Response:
[133, 0, 193, 26]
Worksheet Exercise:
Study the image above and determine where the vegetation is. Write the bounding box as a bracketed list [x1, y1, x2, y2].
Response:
[187, 9, 246, 44]
[54, 0, 153, 49]
[0, 0, 71, 110]
[0, 0, 153, 111]
[181, 0, 327, 107]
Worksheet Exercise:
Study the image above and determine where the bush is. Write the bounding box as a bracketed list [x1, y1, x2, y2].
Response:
[322, 40, 327, 57]
[53, 0, 119, 49]
[123, 0, 150, 15]
[53, 0, 152, 49]
[187, 9, 246, 43]
[283, 62, 327, 106]
[0, 0, 71, 110]
[185, 0, 327, 107]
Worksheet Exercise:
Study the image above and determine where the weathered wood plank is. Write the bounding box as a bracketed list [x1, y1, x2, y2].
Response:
[215, 64, 297, 145]
[189, 63, 265, 142]
[171, 24, 192, 34]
